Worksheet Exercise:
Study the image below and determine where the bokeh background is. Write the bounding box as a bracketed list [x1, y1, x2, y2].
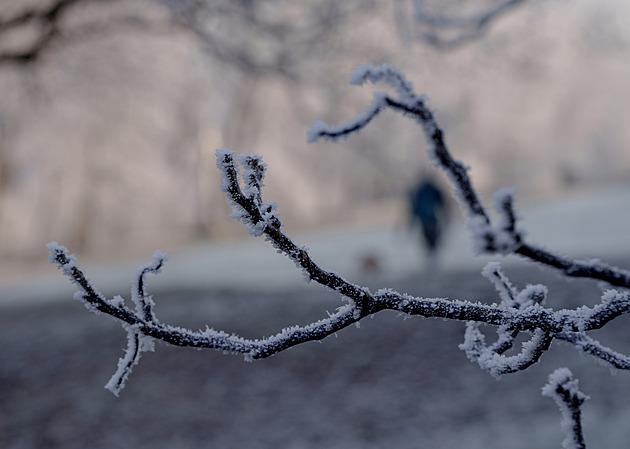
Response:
[1, 0, 629, 262]
[2, 0, 630, 448]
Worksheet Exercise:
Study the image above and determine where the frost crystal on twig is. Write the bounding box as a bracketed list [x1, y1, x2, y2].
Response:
[105, 325, 155, 397]
[132, 250, 167, 323]
[542, 368, 588, 449]
[460, 262, 551, 376]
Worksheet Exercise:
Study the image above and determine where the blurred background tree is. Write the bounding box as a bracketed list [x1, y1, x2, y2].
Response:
[0, 0, 629, 261]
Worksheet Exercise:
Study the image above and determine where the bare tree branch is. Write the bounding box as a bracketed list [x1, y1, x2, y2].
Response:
[163, 0, 377, 80]
[409, 0, 527, 50]
[0, 0, 82, 64]
[0, 0, 374, 78]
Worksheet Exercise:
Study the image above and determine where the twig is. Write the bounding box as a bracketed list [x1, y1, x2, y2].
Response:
[542, 368, 588, 449]
[410, 0, 527, 50]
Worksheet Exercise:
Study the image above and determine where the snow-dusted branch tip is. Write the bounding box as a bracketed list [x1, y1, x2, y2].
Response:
[542, 368, 588, 449]
[105, 326, 155, 396]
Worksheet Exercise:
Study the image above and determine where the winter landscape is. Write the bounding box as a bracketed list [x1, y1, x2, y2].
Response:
[2, 1, 630, 448]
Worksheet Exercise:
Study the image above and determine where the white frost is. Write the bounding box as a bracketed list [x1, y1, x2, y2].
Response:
[542, 368, 589, 449]
[348, 62, 417, 104]
[306, 91, 389, 143]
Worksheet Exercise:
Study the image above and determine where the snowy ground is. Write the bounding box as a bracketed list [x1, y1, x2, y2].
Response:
[1, 185, 630, 448]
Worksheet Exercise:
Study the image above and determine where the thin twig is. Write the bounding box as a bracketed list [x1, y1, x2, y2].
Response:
[542, 368, 588, 449]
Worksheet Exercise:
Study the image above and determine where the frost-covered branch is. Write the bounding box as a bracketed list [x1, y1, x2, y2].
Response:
[215, 149, 373, 306]
[47, 236, 630, 396]
[459, 262, 552, 376]
[556, 332, 630, 370]
[47, 62, 630, 448]
[46, 142, 630, 396]
[308, 62, 630, 289]
[47, 64, 630, 397]
[542, 368, 588, 449]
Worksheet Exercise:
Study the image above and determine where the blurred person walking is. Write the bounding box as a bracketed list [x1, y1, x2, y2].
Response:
[408, 174, 448, 268]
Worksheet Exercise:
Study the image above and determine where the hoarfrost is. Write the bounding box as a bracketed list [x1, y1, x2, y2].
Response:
[131, 250, 167, 321]
[307, 91, 389, 143]
[348, 62, 417, 104]
[481, 262, 517, 305]
[542, 368, 589, 449]
[105, 325, 155, 397]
